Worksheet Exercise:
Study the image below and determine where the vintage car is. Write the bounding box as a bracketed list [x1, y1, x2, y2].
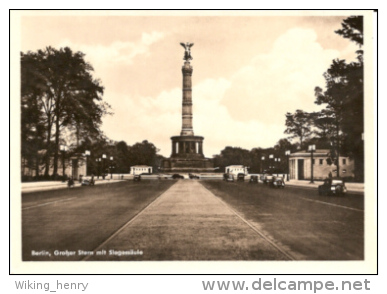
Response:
[223, 173, 234, 182]
[133, 174, 141, 181]
[172, 174, 184, 179]
[237, 173, 245, 182]
[81, 177, 95, 186]
[270, 176, 285, 188]
[189, 173, 200, 179]
[262, 174, 274, 185]
[249, 175, 258, 183]
[318, 179, 347, 196]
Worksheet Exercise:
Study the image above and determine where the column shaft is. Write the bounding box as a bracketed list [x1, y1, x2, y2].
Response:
[181, 62, 194, 136]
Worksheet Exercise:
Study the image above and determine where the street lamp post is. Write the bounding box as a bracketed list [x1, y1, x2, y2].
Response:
[274, 158, 281, 174]
[261, 156, 265, 173]
[110, 156, 114, 179]
[96, 158, 101, 179]
[285, 150, 290, 181]
[277, 158, 281, 173]
[102, 154, 106, 179]
[85, 150, 90, 176]
[308, 144, 316, 183]
[60, 145, 67, 181]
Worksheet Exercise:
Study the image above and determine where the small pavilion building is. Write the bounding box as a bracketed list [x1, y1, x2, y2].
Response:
[289, 149, 354, 180]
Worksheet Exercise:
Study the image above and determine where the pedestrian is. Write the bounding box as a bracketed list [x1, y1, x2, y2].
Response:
[68, 177, 74, 188]
[328, 171, 333, 184]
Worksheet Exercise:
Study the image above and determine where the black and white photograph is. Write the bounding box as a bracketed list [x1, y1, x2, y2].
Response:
[10, 10, 376, 274]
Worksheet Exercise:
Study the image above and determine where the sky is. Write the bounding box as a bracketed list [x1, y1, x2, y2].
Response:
[20, 12, 360, 157]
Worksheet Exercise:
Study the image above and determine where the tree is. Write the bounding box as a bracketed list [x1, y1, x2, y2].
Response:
[335, 16, 363, 49]
[341, 60, 364, 181]
[21, 51, 54, 176]
[213, 146, 251, 172]
[21, 47, 110, 178]
[314, 59, 346, 178]
[273, 138, 294, 171]
[257, 147, 276, 173]
[258, 139, 292, 173]
[310, 110, 335, 148]
[249, 148, 264, 173]
[115, 141, 131, 173]
[21, 68, 46, 178]
[314, 16, 364, 180]
[284, 110, 313, 149]
[129, 140, 160, 171]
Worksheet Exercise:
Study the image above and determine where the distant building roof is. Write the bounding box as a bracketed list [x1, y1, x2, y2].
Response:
[290, 149, 330, 157]
[289, 149, 349, 158]
[131, 165, 152, 168]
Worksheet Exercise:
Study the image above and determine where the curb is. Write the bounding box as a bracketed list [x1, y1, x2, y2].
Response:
[285, 183, 364, 194]
[22, 180, 124, 194]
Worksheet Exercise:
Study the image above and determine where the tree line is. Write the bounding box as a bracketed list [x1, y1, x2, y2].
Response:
[78, 139, 164, 176]
[213, 138, 295, 174]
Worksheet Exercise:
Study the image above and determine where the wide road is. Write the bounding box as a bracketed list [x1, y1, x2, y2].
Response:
[22, 180, 175, 261]
[21, 180, 363, 261]
[202, 180, 364, 260]
[88, 180, 288, 261]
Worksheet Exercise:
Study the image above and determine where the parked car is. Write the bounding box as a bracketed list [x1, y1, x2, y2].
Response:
[223, 173, 234, 182]
[81, 177, 95, 186]
[249, 175, 258, 183]
[237, 173, 245, 182]
[189, 173, 200, 179]
[172, 174, 184, 179]
[270, 176, 285, 188]
[134, 174, 141, 181]
[262, 174, 273, 185]
[318, 179, 347, 196]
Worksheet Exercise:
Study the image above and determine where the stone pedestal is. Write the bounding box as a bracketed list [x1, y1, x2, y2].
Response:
[162, 136, 213, 173]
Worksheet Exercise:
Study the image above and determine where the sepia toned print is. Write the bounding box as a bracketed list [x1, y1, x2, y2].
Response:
[11, 10, 376, 274]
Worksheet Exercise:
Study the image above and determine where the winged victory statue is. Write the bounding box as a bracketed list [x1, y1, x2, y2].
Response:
[180, 42, 194, 61]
